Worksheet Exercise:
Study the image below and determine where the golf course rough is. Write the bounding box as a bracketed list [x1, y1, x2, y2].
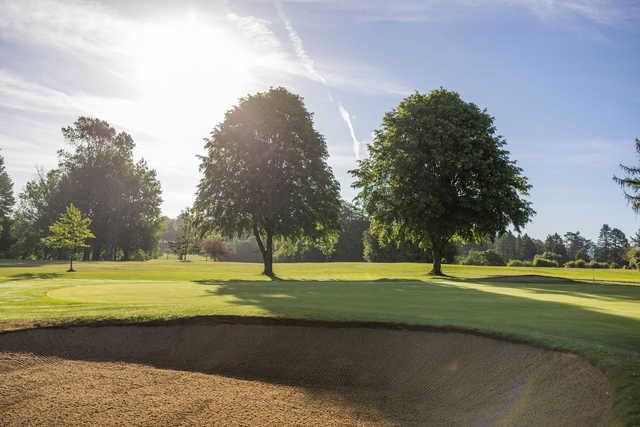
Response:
[0, 318, 610, 426]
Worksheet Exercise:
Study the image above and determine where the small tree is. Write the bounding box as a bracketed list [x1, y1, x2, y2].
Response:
[43, 204, 94, 272]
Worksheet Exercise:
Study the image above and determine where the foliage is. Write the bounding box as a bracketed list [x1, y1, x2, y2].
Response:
[13, 170, 64, 259]
[363, 231, 458, 263]
[195, 88, 341, 276]
[330, 202, 369, 261]
[625, 247, 640, 269]
[596, 224, 629, 265]
[544, 233, 567, 263]
[460, 249, 505, 266]
[532, 256, 559, 267]
[0, 151, 14, 220]
[494, 232, 517, 261]
[169, 209, 198, 261]
[0, 151, 14, 256]
[538, 251, 563, 264]
[564, 231, 592, 261]
[351, 89, 533, 275]
[564, 259, 587, 268]
[517, 234, 541, 261]
[225, 237, 262, 262]
[589, 261, 610, 269]
[201, 239, 230, 261]
[13, 118, 162, 260]
[43, 204, 95, 271]
[507, 259, 532, 267]
[614, 138, 640, 211]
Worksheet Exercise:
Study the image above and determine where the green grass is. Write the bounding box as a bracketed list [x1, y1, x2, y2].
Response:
[0, 258, 638, 425]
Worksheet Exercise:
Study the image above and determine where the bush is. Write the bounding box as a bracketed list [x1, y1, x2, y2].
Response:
[460, 249, 505, 266]
[532, 256, 559, 267]
[564, 259, 587, 268]
[540, 251, 564, 264]
[589, 261, 610, 269]
[131, 249, 149, 261]
[507, 259, 532, 267]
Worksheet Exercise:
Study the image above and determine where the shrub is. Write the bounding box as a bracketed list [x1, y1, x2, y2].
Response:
[460, 250, 505, 266]
[131, 249, 148, 261]
[540, 251, 564, 264]
[564, 259, 587, 268]
[588, 261, 609, 269]
[507, 259, 532, 267]
[532, 256, 559, 267]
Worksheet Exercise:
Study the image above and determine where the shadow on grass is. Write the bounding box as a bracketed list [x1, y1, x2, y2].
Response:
[0, 259, 65, 268]
[6, 273, 64, 281]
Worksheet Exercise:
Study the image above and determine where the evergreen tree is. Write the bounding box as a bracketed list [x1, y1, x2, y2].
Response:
[495, 232, 517, 261]
[544, 233, 567, 262]
[0, 152, 15, 256]
[596, 224, 613, 262]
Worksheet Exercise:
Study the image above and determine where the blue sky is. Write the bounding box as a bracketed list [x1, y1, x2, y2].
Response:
[0, 0, 638, 241]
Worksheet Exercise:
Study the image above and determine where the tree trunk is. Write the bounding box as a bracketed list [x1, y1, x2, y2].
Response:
[253, 224, 274, 277]
[68, 248, 75, 272]
[430, 246, 443, 275]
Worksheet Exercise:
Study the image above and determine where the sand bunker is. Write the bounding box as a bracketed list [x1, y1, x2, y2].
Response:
[0, 318, 610, 426]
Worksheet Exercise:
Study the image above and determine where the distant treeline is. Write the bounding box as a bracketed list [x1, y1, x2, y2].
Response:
[0, 118, 162, 261]
[157, 205, 637, 269]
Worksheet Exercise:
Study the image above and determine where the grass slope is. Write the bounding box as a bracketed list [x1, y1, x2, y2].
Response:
[0, 258, 638, 425]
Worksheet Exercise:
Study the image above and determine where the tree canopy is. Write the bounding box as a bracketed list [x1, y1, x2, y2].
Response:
[351, 89, 534, 275]
[13, 117, 162, 261]
[194, 87, 341, 276]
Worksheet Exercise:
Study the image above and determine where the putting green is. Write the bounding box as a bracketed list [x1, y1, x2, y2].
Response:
[49, 282, 213, 304]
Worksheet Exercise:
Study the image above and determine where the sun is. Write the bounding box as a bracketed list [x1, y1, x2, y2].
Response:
[126, 12, 254, 134]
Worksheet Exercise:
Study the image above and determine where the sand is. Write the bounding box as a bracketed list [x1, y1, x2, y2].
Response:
[0, 317, 611, 426]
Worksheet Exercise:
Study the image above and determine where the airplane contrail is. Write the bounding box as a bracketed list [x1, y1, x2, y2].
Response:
[276, 1, 360, 160]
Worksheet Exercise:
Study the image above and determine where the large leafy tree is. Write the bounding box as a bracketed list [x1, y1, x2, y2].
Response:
[43, 204, 94, 272]
[14, 117, 162, 260]
[352, 89, 533, 275]
[195, 88, 341, 276]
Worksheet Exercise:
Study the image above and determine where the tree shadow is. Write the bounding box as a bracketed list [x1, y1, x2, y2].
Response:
[449, 275, 640, 302]
[6, 272, 64, 281]
[0, 260, 64, 268]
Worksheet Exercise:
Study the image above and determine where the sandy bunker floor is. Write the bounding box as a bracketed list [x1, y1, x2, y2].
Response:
[0, 318, 610, 426]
